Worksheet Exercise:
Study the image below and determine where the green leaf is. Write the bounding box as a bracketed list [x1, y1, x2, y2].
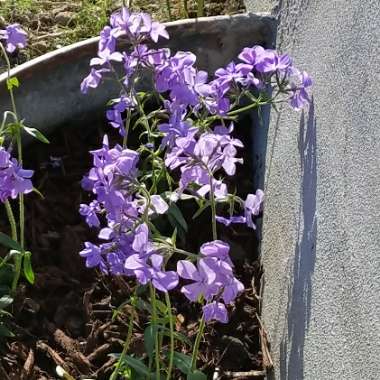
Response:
[23, 251, 35, 284]
[161, 327, 192, 346]
[6, 77, 19, 90]
[23, 126, 50, 144]
[155, 299, 168, 315]
[0, 324, 14, 337]
[192, 201, 210, 220]
[168, 203, 188, 232]
[0, 295, 13, 310]
[187, 370, 207, 380]
[122, 356, 150, 376]
[0, 232, 22, 251]
[144, 325, 156, 361]
[172, 352, 192, 374]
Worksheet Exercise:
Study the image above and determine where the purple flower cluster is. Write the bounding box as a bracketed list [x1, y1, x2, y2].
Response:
[79, 7, 312, 324]
[0, 147, 33, 202]
[164, 123, 243, 198]
[0, 24, 27, 53]
[178, 240, 244, 323]
[79, 135, 177, 289]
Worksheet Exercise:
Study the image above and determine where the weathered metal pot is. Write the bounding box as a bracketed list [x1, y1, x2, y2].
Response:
[0, 13, 276, 191]
[0, 13, 276, 376]
[0, 13, 275, 135]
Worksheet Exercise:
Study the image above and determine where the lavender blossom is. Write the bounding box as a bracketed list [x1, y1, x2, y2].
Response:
[0, 147, 33, 202]
[0, 24, 27, 53]
[203, 302, 228, 323]
[80, 68, 108, 94]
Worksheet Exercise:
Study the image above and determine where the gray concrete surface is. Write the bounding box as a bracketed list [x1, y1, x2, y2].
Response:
[244, 0, 380, 379]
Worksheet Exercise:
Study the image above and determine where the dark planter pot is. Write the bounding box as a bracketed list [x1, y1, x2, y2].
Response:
[0, 12, 276, 377]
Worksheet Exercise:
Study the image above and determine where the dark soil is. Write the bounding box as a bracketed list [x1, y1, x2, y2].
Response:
[0, 110, 266, 379]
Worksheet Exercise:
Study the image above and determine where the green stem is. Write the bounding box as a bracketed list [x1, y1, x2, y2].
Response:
[165, 292, 174, 380]
[11, 254, 22, 293]
[110, 308, 135, 380]
[150, 284, 160, 379]
[183, 0, 189, 18]
[227, 99, 266, 116]
[190, 315, 205, 372]
[122, 108, 132, 148]
[1, 42, 25, 292]
[0, 42, 18, 121]
[166, 0, 173, 20]
[197, 0, 205, 17]
[4, 200, 18, 242]
[208, 174, 217, 241]
[190, 174, 217, 372]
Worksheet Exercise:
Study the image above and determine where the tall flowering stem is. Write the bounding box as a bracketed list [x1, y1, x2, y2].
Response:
[4, 200, 18, 242]
[165, 292, 174, 380]
[0, 27, 30, 293]
[150, 284, 161, 378]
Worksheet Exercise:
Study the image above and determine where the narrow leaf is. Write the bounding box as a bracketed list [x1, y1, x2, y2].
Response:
[23, 251, 35, 284]
[121, 356, 150, 376]
[168, 203, 188, 232]
[0, 232, 22, 251]
[172, 352, 192, 374]
[0, 324, 14, 337]
[187, 370, 207, 380]
[23, 126, 50, 144]
[144, 325, 156, 361]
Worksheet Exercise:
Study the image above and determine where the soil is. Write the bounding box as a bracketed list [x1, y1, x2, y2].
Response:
[0, 111, 267, 379]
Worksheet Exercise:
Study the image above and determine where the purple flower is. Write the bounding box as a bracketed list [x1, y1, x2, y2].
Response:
[80, 68, 107, 94]
[98, 26, 116, 55]
[0, 24, 27, 53]
[140, 13, 169, 42]
[132, 223, 149, 252]
[177, 259, 219, 302]
[150, 195, 169, 214]
[200, 240, 233, 267]
[125, 253, 178, 291]
[216, 215, 246, 226]
[221, 275, 244, 304]
[0, 148, 33, 202]
[149, 253, 179, 292]
[79, 242, 104, 268]
[255, 49, 291, 74]
[238, 45, 265, 66]
[90, 49, 123, 67]
[203, 301, 228, 323]
[214, 61, 252, 88]
[79, 201, 101, 227]
[244, 189, 264, 229]
[106, 96, 136, 135]
[159, 102, 195, 148]
[288, 70, 313, 110]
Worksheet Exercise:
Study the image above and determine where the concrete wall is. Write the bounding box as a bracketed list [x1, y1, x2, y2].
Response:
[244, 0, 380, 379]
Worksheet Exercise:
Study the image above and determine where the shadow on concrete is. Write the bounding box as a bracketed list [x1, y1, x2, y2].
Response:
[274, 98, 317, 380]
